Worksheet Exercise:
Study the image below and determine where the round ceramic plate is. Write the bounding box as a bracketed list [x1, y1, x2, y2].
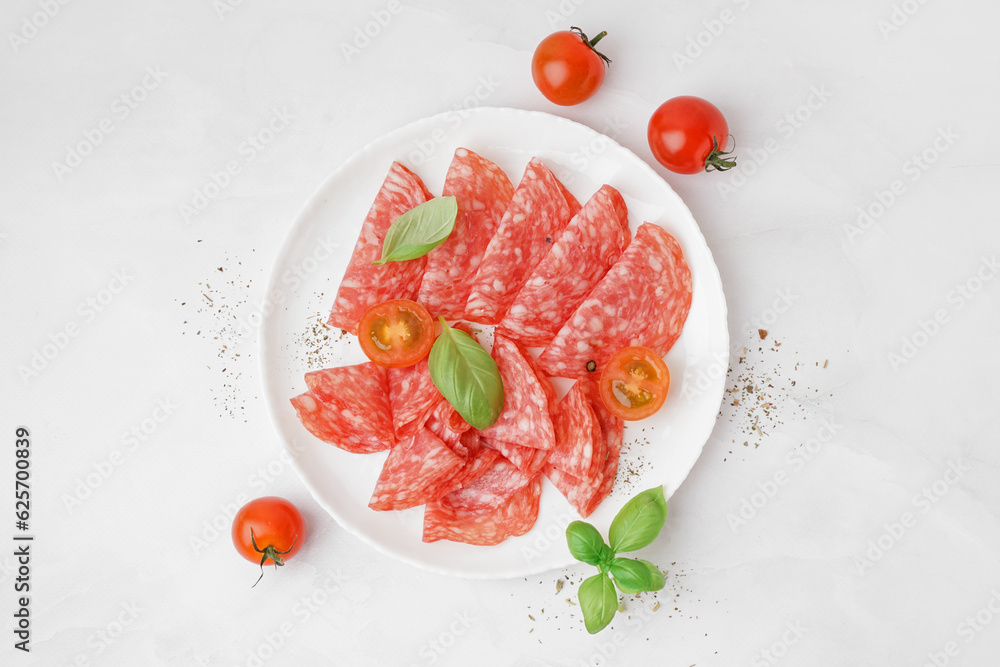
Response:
[260, 107, 728, 579]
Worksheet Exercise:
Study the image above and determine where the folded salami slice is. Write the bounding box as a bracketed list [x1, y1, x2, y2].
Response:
[544, 380, 624, 517]
[417, 148, 514, 319]
[464, 157, 580, 324]
[497, 184, 630, 347]
[537, 223, 692, 379]
[368, 428, 465, 511]
[481, 437, 549, 477]
[479, 334, 556, 450]
[386, 358, 443, 439]
[546, 381, 604, 483]
[291, 363, 394, 453]
[440, 456, 534, 511]
[290, 390, 392, 454]
[327, 162, 433, 334]
[423, 474, 542, 546]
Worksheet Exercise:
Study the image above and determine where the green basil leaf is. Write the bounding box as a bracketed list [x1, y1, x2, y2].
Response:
[428, 318, 504, 430]
[608, 486, 668, 553]
[609, 557, 666, 595]
[579, 573, 619, 634]
[373, 196, 458, 265]
[566, 521, 606, 566]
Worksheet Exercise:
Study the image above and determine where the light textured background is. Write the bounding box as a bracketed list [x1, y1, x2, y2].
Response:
[2, 1, 999, 665]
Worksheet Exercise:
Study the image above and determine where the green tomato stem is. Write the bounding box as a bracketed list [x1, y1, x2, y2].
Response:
[570, 26, 612, 66]
[704, 135, 738, 172]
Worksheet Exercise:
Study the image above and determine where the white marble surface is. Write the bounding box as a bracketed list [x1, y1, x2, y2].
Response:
[2, 0, 999, 665]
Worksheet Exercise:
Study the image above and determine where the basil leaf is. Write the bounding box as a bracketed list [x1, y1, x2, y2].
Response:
[566, 521, 606, 566]
[579, 573, 618, 634]
[373, 196, 458, 265]
[428, 318, 504, 430]
[608, 486, 668, 553]
[609, 557, 666, 594]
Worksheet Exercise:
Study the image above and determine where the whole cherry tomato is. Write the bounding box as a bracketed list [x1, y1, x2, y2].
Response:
[647, 96, 737, 174]
[232, 496, 305, 586]
[532, 27, 611, 106]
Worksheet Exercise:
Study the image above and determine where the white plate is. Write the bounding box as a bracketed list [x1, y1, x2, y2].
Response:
[260, 107, 728, 579]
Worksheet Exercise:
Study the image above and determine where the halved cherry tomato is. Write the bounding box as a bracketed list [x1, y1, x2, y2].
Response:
[531, 27, 611, 106]
[357, 299, 435, 368]
[232, 496, 305, 587]
[598, 346, 671, 421]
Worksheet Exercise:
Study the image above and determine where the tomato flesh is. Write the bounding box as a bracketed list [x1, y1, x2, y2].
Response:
[599, 347, 671, 421]
[647, 96, 733, 174]
[532, 29, 609, 106]
[358, 299, 435, 368]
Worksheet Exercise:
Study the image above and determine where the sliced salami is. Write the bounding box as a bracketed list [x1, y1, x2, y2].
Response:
[386, 357, 443, 439]
[497, 185, 630, 347]
[292, 363, 395, 453]
[417, 148, 514, 318]
[424, 397, 471, 447]
[545, 380, 623, 517]
[547, 381, 604, 483]
[481, 437, 549, 477]
[441, 456, 534, 511]
[368, 428, 465, 511]
[479, 334, 556, 450]
[423, 474, 542, 546]
[464, 157, 580, 324]
[537, 222, 692, 379]
[290, 391, 391, 454]
[436, 437, 501, 497]
[327, 161, 433, 334]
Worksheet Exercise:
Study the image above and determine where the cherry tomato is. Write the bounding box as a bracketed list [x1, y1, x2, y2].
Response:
[357, 299, 435, 368]
[598, 346, 671, 421]
[232, 497, 304, 586]
[532, 27, 611, 106]
[647, 96, 737, 174]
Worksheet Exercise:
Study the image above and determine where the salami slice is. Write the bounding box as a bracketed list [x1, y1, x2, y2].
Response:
[368, 428, 465, 511]
[424, 399, 471, 448]
[482, 437, 549, 477]
[417, 148, 514, 318]
[386, 357, 443, 439]
[547, 381, 604, 483]
[291, 363, 394, 453]
[545, 380, 623, 517]
[497, 184, 630, 347]
[423, 474, 542, 546]
[327, 162, 433, 334]
[479, 334, 556, 450]
[290, 390, 391, 454]
[440, 456, 534, 511]
[464, 157, 580, 324]
[435, 435, 501, 497]
[537, 223, 692, 379]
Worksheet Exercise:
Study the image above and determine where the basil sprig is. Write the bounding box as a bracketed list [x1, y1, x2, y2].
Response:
[566, 486, 668, 634]
[373, 196, 458, 265]
[427, 318, 504, 430]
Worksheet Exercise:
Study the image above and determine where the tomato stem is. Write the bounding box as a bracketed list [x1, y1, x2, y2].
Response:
[250, 528, 298, 588]
[570, 26, 612, 66]
[704, 135, 737, 173]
